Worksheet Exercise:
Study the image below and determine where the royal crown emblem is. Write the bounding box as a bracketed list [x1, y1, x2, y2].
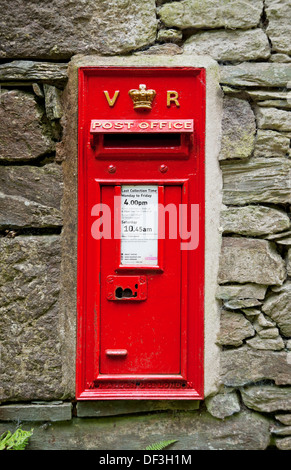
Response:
[128, 84, 156, 110]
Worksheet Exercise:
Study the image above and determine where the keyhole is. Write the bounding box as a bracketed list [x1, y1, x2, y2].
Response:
[115, 287, 137, 299]
[123, 288, 133, 298]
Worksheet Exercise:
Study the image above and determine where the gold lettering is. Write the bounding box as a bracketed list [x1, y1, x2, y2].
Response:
[125, 122, 134, 129]
[114, 122, 123, 129]
[139, 122, 149, 129]
[104, 90, 120, 107]
[103, 122, 112, 129]
[92, 121, 102, 129]
[167, 91, 180, 108]
[184, 122, 192, 129]
[173, 122, 183, 129]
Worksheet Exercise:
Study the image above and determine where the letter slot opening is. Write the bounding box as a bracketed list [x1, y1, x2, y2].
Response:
[103, 133, 181, 149]
[90, 119, 194, 159]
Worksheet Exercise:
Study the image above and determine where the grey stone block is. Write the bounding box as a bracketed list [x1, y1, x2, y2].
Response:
[0, 0, 157, 59]
[0, 402, 72, 422]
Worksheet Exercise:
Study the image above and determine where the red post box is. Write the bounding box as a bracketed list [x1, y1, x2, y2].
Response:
[76, 65, 206, 400]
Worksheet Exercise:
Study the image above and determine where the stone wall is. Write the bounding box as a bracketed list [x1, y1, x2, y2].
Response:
[0, 0, 291, 450]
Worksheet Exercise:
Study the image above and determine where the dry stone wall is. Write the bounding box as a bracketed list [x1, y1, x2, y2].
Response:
[0, 0, 291, 450]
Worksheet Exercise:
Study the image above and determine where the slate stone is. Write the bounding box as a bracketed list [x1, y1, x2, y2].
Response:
[270, 425, 291, 436]
[0, 164, 63, 229]
[262, 283, 291, 337]
[287, 249, 291, 277]
[0, 0, 157, 59]
[184, 29, 270, 62]
[218, 238, 286, 286]
[217, 311, 255, 347]
[220, 206, 290, 237]
[0, 403, 72, 422]
[0, 89, 54, 162]
[0, 61, 68, 86]
[216, 284, 268, 301]
[255, 107, 291, 132]
[254, 130, 290, 157]
[221, 157, 291, 205]
[157, 28, 183, 44]
[0, 236, 64, 402]
[257, 328, 280, 339]
[275, 437, 291, 450]
[265, 0, 291, 55]
[275, 414, 291, 425]
[219, 97, 256, 161]
[221, 346, 291, 386]
[43, 85, 63, 121]
[0, 410, 271, 450]
[220, 63, 291, 88]
[241, 385, 291, 412]
[158, 0, 263, 30]
[223, 299, 262, 309]
[246, 336, 284, 351]
[205, 391, 241, 419]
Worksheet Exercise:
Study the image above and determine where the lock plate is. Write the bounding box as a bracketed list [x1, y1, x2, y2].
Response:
[106, 275, 147, 301]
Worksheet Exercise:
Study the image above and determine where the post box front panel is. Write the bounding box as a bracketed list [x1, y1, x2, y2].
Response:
[100, 184, 182, 376]
[76, 66, 205, 400]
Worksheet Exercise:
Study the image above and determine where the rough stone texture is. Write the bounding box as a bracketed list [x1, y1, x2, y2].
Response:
[184, 29, 270, 62]
[217, 310, 255, 347]
[0, 61, 68, 86]
[267, 231, 291, 241]
[255, 107, 291, 132]
[158, 0, 263, 30]
[270, 53, 291, 62]
[205, 391, 241, 419]
[0, 89, 55, 162]
[265, 0, 291, 55]
[254, 130, 290, 157]
[270, 424, 291, 436]
[241, 385, 291, 412]
[77, 400, 199, 418]
[220, 206, 290, 237]
[223, 299, 262, 309]
[0, 0, 157, 59]
[248, 90, 291, 101]
[221, 157, 291, 205]
[0, 236, 64, 402]
[0, 402, 72, 422]
[0, 410, 271, 450]
[43, 85, 63, 121]
[220, 63, 291, 88]
[134, 43, 184, 56]
[219, 97, 256, 161]
[275, 414, 291, 425]
[221, 346, 291, 386]
[246, 336, 284, 350]
[218, 238, 286, 286]
[257, 99, 291, 110]
[287, 249, 291, 277]
[275, 437, 291, 450]
[262, 284, 291, 337]
[258, 327, 280, 339]
[216, 284, 268, 301]
[242, 308, 262, 318]
[0, 164, 63, 229]
[157, 28, 183, 44]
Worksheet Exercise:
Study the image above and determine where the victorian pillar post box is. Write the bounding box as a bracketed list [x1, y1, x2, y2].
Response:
[76, 60, 214, 400]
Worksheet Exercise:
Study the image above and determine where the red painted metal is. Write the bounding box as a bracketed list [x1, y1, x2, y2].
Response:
[76, 66, 205, 400]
